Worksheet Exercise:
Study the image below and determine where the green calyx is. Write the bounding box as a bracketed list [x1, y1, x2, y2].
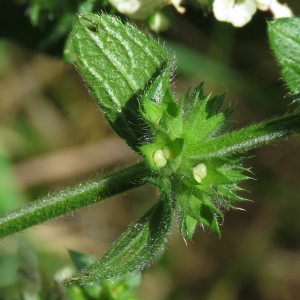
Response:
[140, 82, 250, 239]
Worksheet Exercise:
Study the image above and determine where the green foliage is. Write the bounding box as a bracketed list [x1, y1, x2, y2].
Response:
[2, 11, 300, 292]
[268, 17, 300, 99]
[61, 13, 300, 282]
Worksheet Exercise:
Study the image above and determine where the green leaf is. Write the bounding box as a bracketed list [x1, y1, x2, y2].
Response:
[67, 250, 142, 299]
[64, 194, 172, 285]
[184, 215, 197, 241]
[71, 13, 171, 152]
[268, 18, 300, 98]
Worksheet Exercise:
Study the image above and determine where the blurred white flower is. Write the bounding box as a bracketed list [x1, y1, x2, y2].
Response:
[109, 0, 187, 20]
[253, 0, 272, 10]
[213, 0, 293, 27]
[269, 0, 293, 18]
[109, 0, 164, 20]
[254, 0, 293, 17]
[170, 0, 186, 13]
[213, 0, 257, 27]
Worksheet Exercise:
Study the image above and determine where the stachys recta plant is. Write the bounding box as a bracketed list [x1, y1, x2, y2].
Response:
[1, 13, 300, 286]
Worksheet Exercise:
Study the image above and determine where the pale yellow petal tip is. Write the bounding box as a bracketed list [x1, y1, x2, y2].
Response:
[270, 0, 293, 18]
[254, 0, 271, 11]
[213, 0, 257, 27]
[193, 163, 207, 183]
[176, 6, 186, 14]
[153, 149, 167, 168]
[170, 0, 186, 13]
[162, 146, 175, 159]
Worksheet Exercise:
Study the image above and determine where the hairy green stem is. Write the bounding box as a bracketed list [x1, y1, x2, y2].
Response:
[0, 162, 150, 239]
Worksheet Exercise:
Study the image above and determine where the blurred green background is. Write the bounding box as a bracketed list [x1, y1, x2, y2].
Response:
[1, 1, 300, 299]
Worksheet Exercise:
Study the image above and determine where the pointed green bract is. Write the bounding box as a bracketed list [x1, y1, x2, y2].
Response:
[71, 13, 171, 152]
[139, 83, 252, 238]
[268, 18, 300, 99]
[65, 194, 172, 285]
[182, 84, 232, 144]
[139, 81, 300, 240]
[177, 191, 222, 240]
[184, 215, 198, 241]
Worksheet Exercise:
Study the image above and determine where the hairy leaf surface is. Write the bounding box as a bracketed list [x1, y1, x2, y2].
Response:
[268, 18, 300, 98]
[65, 194, 172, 285]
[71, 13, 171, 152]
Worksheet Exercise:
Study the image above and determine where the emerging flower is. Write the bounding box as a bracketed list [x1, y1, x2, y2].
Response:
[213, 0, 257, 27]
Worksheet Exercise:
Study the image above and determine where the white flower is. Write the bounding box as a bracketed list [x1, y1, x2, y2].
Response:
[254, 0, 293, 17]
[170, 0, 186, 13]
[109, 0, 165, 20]
[253, 0, 272, 10]
[213, 0, 257, 27]
[269, 0, 293, 18]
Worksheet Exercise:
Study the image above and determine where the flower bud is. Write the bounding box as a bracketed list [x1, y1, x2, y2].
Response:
[162, 146, 175, 159]
[193, 163, 207, 183]
[153, 149, 167, 168]
[148, 10, 171, 33]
